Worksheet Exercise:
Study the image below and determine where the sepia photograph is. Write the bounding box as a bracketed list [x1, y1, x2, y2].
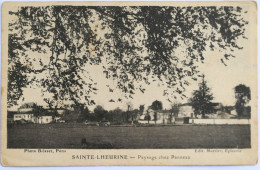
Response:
[1, 1, 258, 166]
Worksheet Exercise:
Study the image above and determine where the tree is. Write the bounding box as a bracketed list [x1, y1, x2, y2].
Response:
[77, 106, 90, 122]
[171, 102, 180, 117]
[94, 105, 107, 121]
[126, 102, 133, 122]
[154, 112, 157, 124]
[151, 100, 163, 110]
[169, 102, 180, 123]
[62, 110, 79, 123]
[145, 110, 151, 125]
[130, 109, 139, 124]
[33, 105, 45, 118]
[234, 84, 251, 118]
[139, 105, 145, 113]
[106, 108, 124, 124]
[190, 74, 214, 117]
[8, 34, 28, 107]
[8, 6, 248, 108]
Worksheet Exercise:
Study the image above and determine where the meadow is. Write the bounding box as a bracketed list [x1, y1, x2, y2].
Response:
[7, 124, 250, 149]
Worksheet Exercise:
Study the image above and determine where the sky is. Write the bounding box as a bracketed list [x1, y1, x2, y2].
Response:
[14, 44, 256, 112]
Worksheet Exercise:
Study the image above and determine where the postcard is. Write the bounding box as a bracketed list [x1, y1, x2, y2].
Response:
[1, 1, 258, 166]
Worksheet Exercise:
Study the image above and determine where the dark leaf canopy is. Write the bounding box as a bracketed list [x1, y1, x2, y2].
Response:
[151, 100, 163, 111]
[235, 84, 251, 100]
[8, 6, 248, 108]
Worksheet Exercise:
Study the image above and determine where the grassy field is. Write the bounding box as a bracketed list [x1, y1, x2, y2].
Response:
[7, 124, 250, 149]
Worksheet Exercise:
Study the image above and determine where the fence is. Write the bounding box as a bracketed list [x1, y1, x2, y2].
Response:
[189, 118, 250, 124]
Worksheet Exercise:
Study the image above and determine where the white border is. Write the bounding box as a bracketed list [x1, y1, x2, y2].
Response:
[0, 0, 259, 169]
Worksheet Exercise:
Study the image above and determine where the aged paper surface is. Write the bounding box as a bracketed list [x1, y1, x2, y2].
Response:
[1, 1, 258, 166]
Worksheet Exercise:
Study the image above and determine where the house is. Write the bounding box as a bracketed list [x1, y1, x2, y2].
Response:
[13, 102, 59, 124]
[13, 112, 53, 124]
[210, 103, 223, 113]
[44, 108, 67, 122]
[33, 113, 53, 124]
[13, 112, 34, 122]
[178, 103, 194, 118]
[177, 102, 223, 118]
[14, 102, 36, 122]
[138, 109, 174, 124]
[14, 102, 36, 123]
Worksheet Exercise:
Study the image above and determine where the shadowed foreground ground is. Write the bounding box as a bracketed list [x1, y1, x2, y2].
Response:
[7, 124, 250, 149]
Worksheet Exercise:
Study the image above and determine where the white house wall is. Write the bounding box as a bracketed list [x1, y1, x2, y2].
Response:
[13, 114, 34, 121]
[37, 116, 53, 124]
[178, 106, 194, 118]
[14, 114, 53, 124]
[139, 112, 175, 124]
[189, 118, 250, 124]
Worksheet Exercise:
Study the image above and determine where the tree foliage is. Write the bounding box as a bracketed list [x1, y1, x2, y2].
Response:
[76, 106, 90, 122]
[139, 105, 145, 112]
[8, 6, 248, 108]
[235, 84, 251, 101]
[234, 84, 251, 117]
[154, 112, 158, 124]
[93, 105, 107, 121]
[151, 100, 163, 110]
[170, 102, 180, 117]
[106, 108, 122, 123]
[190, 75, 214, 116]
[8, 34, 28, 106]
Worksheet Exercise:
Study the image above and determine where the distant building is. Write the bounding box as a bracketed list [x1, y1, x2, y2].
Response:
[178, 103, 194, 118]
[210, 103, 223, 113]
[138, 109, 174, 124]
[33, 114, 53, 124]
[177, 102, 223, 118]
[13, 112, 52, 124]
[14, 112, 34, 122]
[12, 102, 67, 124]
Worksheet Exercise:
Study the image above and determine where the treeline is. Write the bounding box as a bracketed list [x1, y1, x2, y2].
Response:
[62, 105, 141, 124]
[61, 100, 166, 123]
